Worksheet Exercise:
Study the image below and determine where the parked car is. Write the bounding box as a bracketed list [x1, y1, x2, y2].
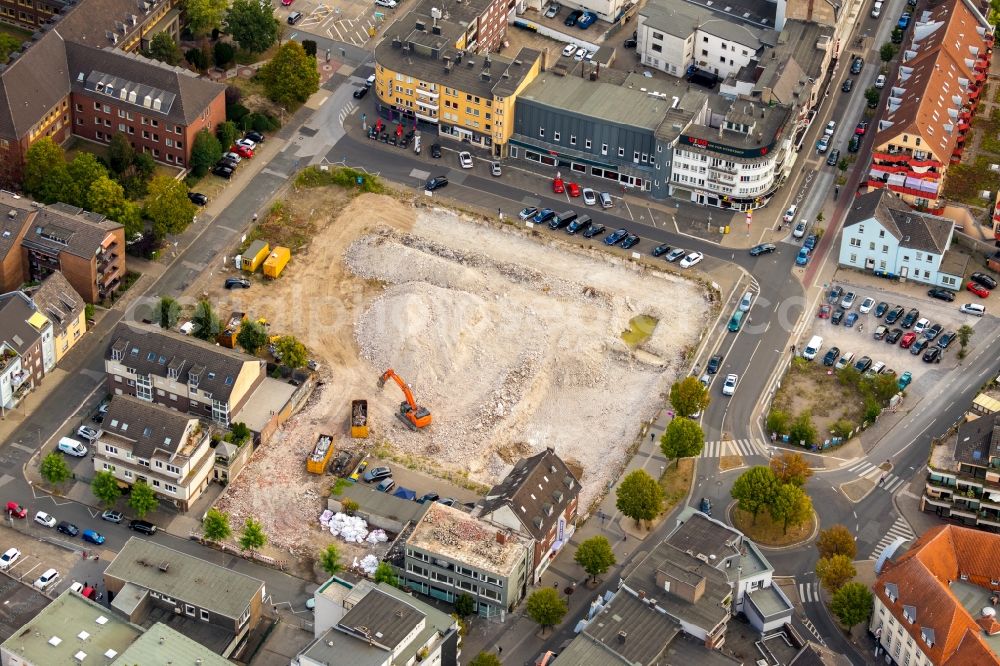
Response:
[885, 305, 904, 324]
[375, 478, 396, 493]
[848, 135, 861, 153]
[235, 137, 256, 150]
[623, 38, 637, 48]
[823, 346, 841, 366]
[577, 11, 596, 28]
[81, 530, 105, 545]
[187, 192, 208, 206]
[835, 352, 855, 370]
[816, 136, 829, 153]
[721, 374, 738, 396]
[967, 281, 990, 298]
[783, 205, 798, 223]
[739, 291, 754, 311]
[566, 182, 581, 197]
[34, 511, 56, 528]
[842, 79, 853, 93]
[827, 286, 843, 304]
[212, 164, 234, 179]
[923, 347, 942, 363]
[937, 331, 956, 349]
[874, 301, 889, 318]
[564, 9, 582, 26]
[582, 223, 606, 238]
[225, 277, 251, 289]
[900, 308, 920, 328]
[363, 466, 392, 482]
[898, 371, 912, 390]
[490, 161, 502, 177]
[352, 86, 369, 99]
[841, 292, 857, 309]
[599, 192, 613, 208]
[458, 151, 473, 169]
[795, 247, 811, 266]
[33, 568, 60, 590]
[604, 229, 628, 246]
[804, 234, 818, 250]
[544, 2, 560, 17]
[913, 317, 930, 335]
[898, 12, 911, 28]
[927, 287, 956, 302]
[245, 130, 265, 144]
[971, 272, 998, 289]
[56, 521, 79, 537]
[875, 74, 886, 88]
[582, 188, 597, 205]
[851, 56, 864, 73]
[519, 207, 538, 221]
[76, 425, 101, 442]
[817, 304, 832, 319]
[101, 510, 123, 523]
[0, 547, 20, 570]
[824, 120, 837, 136]
[874, 324, 888, 340]
[859, 297, 876, 314]
[620, 235, 640, 250]
[561, 43, 577, 57]
[855, 121, 868, 135]
[680, 252, 704, 268]
[707, 354, 723, 374]
[425, 176, 448, 191]
[832, 308, 845, 325]
[886, 328, 903, 344]
[128, 520, 157, 535]
[793, 221, 807, 238]
[698, 497, 712, 516]
[230, 144, 253, 159]
[532, 209, 556, 224]
[826, 149, 841, 167]
[552, 178, 565, 194]
[287, 11, 302, 24]
[665, 248, 686, 262]
[854, 356, 873, 373]
[652, 243, 672, 257]
[959, 303, 985, 317]
[430, 143, 442, 158]
[750, 243, 776, 256]
[845, 312, 859, 327]
[417, 492, 440, 504]
[910, 338, 929, 355]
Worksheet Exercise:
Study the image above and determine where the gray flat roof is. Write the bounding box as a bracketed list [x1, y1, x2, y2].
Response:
[680, 0, 777, 29]
[300, 627, 387, 666]
[336, 484, 429, 524]
[235, 376, 296, 433]
[681, 96, 793, 161]
[641, 0, 774, 43]
[664, 632, 744, 665]
[518, 72, 675, 130]
[104, 538, 264, 620]
[583, 591, 680, 663]
[112, 623, 231, 666]
[667, 512, 742, 563]
[747, 584, 793, 617]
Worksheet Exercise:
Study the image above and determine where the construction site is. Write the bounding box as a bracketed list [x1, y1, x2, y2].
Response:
[205, 187, 712, 557]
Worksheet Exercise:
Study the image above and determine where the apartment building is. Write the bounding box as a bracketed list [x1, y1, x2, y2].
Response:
[923, 413, 1000, 531]
[476, 447, 579, 584]
[104, 322, 266, 427]
[401, 502, 532, 619]
[0, 291, 53, 410]
[373, 0, 542, 157]
[103, 537, 265, 657]
[26, 271, 85, 363]
[866, 0, 994, 210]
[95, 396, 214, 511]
[870, 525, 1000, 665]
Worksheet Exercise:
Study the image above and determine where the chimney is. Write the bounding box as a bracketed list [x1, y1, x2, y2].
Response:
[496, 531, 507, 544]
[617, 631, 628, 644]
[638, 589, 647, 600]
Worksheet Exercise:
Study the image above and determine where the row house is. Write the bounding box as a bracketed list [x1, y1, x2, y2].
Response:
[866, 0, 994, 211]
[0, 290, 53, 410]
[26, 271, 86, 363]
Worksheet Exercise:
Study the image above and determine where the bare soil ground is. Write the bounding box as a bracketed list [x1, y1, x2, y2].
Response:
[772, 361, 865, 440]
[196, 185, 710, 553]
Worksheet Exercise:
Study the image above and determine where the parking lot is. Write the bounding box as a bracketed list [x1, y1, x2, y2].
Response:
[349, 456, 483, 507]
[281, 0, 394, 47]
[0, 524, 108, 601]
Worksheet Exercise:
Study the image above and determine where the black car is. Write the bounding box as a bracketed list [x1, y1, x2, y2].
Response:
[842, 79, 853, 93]
[874, 325, 888, 340]
[854, 356, 873, 373]
[56, 521, 79, 537]
[901, 308, 920, 328]
[910, 338, 929, 355]
[604, 228, 629, 245]
[425, 176, 448, 191]
[245, 130, 265, 144]
[851, 56, 864, 74]
[938, 331, 955, 349]
[620, 234, 640, 249]
[212, 164, 234, 179]
[885, 305, 904, 324]
[430, 143, 442, 158]
[826, 149, 841, 166]
[564, 9, 583, 25]
[225, 277, 251, 289]
[566, 217, 590, 234]
[823, 346, 841, 367]
[832, 309, 845, 325]
[707, 354, 723, 374]
[352, 86, 369, 99]
[129, 519, 157, 535]
[924, 323, 942, 341]
[848, 135, 861, 153]
[750, 243, 776, 256]
[623, 38, 637, 48]
[582, 223, 605, 238]
[874, 301, 889, 318]
[698, 497, 712, 516]
[827, 286, 843, 304]
[971, 272, 998, 290]
[219, 155, 239, 169]
[187, 192, 208, 206]
[886, 328, 903, 344]
[927, 287, 956, 302]
[652, 243, 672, 257]
[417, 492, 440, 504]
[923, 347, 942, 363]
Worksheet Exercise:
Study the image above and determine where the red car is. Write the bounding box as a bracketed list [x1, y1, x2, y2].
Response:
[899, 331, 917, 348]
[855, 122, 868, 135]
[231, 144, 254, 159]
[567, 182, 581, 197]
[817, 304, 831, 319]
[281, 0, 292, 4]
[967, 281, 990, 298]
[5, 502, 26, 519]
[552, 178, 564, 194]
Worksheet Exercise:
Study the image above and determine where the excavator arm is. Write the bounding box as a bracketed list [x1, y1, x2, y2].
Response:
[378, 369, 432, 430]
[378, 369, 418, 411]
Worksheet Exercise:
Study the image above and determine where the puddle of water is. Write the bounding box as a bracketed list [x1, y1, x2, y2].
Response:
[621, 315, 659, 348]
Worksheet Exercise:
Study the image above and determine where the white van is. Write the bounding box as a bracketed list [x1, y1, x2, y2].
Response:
[57, 437, 87, 457]
[802, 335, 823, 360]
[871, 1, 882, 18]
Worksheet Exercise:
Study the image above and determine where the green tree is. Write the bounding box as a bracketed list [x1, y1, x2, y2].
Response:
[816, 554, 857, 593]
[880, 42, 897, 62]
[159, 296, 180, 330]
[468, 653, 502, 666]
[574, 535, 616, 583]
[216, 120, 239, 150]
[817, 524, 857, 560]
[525, 588, 568, 634]
[373, 561, 400, 587]
[192, 299, 221, 340]
[190, 129, 223, 177]
[226, 0, 279, 53]
[769, 451, 812, 486]
[838, 158, 850, 173]
[788, 410, 818, 447]
[146, 32, 182, 65]
[319, 544, 343, 576]
[122, 152, 156, 199]
[957, 324, 974, 358]
[830, 582, 874, 631]
[865, 86, 881, 107]
[237, 319, 268, 355]
[23, 137, 71, 203]
[107, 132, 135, 176]
[0, 33, 20, 61]
[228, 422, 252, 444]
[238, 517, 268, 553]
[202, 508, 232, 542]
[87, 176, 142, 235]
[615, 469, 664, 527]
[766, 409, 790, 435]
[769, 482, 812, 534]
[144, 175, 197, 238]
[730, 466, 778, 524]
[91, 471, 122, 508]
[214, 40, 236, 68]
[302, 39, 318, 58]
[454, 593, 475, 617]
[258, 41, 319, 108]
[184, 0, 228, 35]
[867, 372, 900, 404]
[668, 376, 710, 417]
[659, 416, 704, 461]
[275, 335, 308, 369]
[186, 47, 208, 70]
[66, 152, 110, 208]
[40, 452, 71, 485]
[128, 480, 159, 518]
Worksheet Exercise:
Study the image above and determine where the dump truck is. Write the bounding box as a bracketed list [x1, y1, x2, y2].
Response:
[263, 246, 290, 279]
[351, 400, 369, 438]
[216, 311, 246, 349]
[241, 240, 270, 273]
[306, 433, 335, 474]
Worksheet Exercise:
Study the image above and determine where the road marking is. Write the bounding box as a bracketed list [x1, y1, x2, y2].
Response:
[798, 582, 820, 603]
[868, 517, 916, 561]
[701, 439, 764, 458]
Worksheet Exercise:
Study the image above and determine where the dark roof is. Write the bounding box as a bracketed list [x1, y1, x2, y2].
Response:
[844, 190, 954, 254]
[0, 31, 70, 139]
[338, 588, 425, 650]
[680, 96, 793, 162]
[56, 0, 160, 48]
[666, 512, 742, 565]
[0, 193, 33, 262]
[478, 448, 579, 540]
[789, 642, 853, 666]
[580, 590, 681, 664]
[0, 292, 45, 354]
[106, 322, 261, 404]
[28, 271, 83, 335]
[103, 395, 194, 459]
[19, 203, 121, 260]
[953, 414, 1000, 468]
[65, 42, 224, 125]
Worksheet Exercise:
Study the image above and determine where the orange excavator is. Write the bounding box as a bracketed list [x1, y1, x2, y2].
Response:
[378, 369, 432, 430]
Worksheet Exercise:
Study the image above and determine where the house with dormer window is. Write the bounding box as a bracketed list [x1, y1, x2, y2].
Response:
[474, 447, 580, 584]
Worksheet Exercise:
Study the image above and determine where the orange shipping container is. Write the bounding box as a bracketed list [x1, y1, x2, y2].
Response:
[263, 246, 290, 278]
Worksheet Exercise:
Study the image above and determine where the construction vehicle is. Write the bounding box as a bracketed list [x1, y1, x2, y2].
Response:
[216, 311, 247, 349]
[377, 369, 432, 430]
[306, 433, 335, 474]
[351, 400, 369, 438]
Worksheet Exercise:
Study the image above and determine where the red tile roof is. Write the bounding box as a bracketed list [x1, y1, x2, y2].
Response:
[875, 525, 1000, 666]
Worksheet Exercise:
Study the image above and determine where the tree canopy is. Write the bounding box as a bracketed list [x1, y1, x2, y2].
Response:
[668, 376, 710, 417]
[730, 466, 778, 523]
[769, 451, 812, 486]
[238, 517, 268, 552]
[192, 299, 221, 341]
[145, 175, 197, 238]
[768, 482, 812, 533]
[574, 536, 616, 583]
[816, 554, 856, 593]
[191, 129, 223, 177]
[275, 335, 308, 369]
[817, 524, 857, 560]
[319, 544, 343, 576]
[87, 176, 143, 236]
[831, 582, 873, 630]
[525, 588, 567, 631]
[24, 138, 72, 204]
[237, 320, 269, 355]
[184, 0, 228, 36]
[91, 470, 122, 508]
[659, 417, 704, 461]
[226, 0, 279, 54]
[202, 508, 233, 542]
[615, 469, 664, 526]
[146, 32, 182, 65]
[128, 480, 159, 518]
[40, 452, 71, 485]
[258, 41, 320, 108]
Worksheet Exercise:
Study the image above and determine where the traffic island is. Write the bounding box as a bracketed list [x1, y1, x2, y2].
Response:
[730, 506, 816, 548]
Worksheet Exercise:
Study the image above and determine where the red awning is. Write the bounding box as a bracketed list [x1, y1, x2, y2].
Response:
[958, 122, 970, 131]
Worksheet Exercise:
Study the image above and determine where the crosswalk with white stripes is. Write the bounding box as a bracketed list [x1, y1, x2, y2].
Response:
[701, 439, 763, 458]
[798, 582, 820, 603]
[868, 517, 916, 561]
[846, 460, 907, 493]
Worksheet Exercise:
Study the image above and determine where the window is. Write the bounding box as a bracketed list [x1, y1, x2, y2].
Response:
[618, 147, 625, 157]
[879, 229, 885, 238]
[850, 238, 861, 247]
[185, 604, 196, 617]
[882, 245, 889, 253]
[570, 135, 576, 145]
[200, 609, 210, 621]
[164, 484, 177, 493]
[633, 151, 640, 162]
[869, 242, 876, 250]
[601, 143, 608, 155]
[553, 131, 560, 141]
[585, 139, 592, 149]
[539, 128, 545, 138]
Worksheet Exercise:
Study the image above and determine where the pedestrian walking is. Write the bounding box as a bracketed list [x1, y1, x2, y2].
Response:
[252, 213, 258, 223]
[650, 432, 655, 442]
[498, 646, 503, 655]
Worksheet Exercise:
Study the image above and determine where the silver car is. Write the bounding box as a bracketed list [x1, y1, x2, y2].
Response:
[599, 192, 613, 208]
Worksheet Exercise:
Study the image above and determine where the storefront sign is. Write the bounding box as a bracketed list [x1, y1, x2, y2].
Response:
[681, 134, 774, 159]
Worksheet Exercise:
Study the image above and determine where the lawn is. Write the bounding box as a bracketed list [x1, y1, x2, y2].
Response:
[0, 23, 31, 42]
[943, 155, 1000, 205]
[731, 506, 814, 547]
[771, 359, 866, 443]
[659, 458, 694, 515]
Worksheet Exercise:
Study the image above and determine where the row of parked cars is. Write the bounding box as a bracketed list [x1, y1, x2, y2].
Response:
[357, 464, 465, 507]
[212, 131, 266, 179]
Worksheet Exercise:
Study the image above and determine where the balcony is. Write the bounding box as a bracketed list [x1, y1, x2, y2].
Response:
[415, 98, 439, 111]
[416, 87, 440, 99]
[413, 110, 438, 124]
